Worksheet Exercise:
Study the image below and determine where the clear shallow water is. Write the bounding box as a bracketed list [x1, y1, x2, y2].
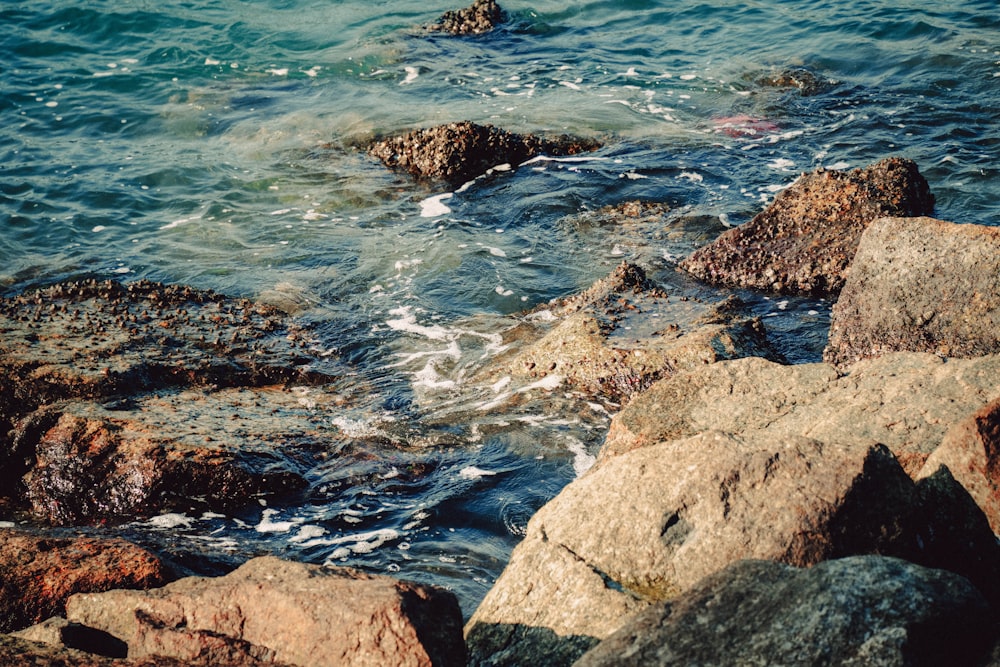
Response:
[2, 0, 999, 616]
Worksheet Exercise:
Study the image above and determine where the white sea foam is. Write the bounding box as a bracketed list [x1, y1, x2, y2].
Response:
[288, 524, 327, 543]
[559, 81, 582, 90]
[147, 513, 193, 530]
[566, 437, 596, 477]
[768, 158, 796, 171]
[419, 193, 453, 217]
[255, 508, 302, 533]
[386, 306, 452, 341]
[678, 171, 703, 183]
[401, 66, 419, 85]
[459, 466, 498, 480]
[325, 528, 400, 560]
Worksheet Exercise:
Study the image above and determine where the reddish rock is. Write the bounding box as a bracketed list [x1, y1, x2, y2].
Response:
[368, 121, 600, 185]
[0, 529, 168, 633]
[679, 157, 934, 295]
[824, 216, 1000, 367]
[428, 0, 506, 35]
[67, 556, 466, 667]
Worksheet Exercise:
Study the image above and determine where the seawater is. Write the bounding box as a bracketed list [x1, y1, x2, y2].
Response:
[2, 0, 999, 616]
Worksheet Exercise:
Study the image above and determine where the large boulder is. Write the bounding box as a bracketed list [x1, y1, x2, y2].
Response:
[476, 262, 779, 404]
[602, 353, 1000, 476]
[679, 157, 934, 295]
[0, 530, 168, 633]
[368, 121, 600, 185]
[825, 216, 1000, 367]
[67, 556, 466, 667]
[465, 430, 1000, 666]
[428, 0, 506, 35]
[574, 557, 993, 667]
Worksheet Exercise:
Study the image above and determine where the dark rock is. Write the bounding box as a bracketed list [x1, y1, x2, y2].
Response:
[0, 529, 168, 633]
[475, 262, 780, 404]
[679, 157, 935, 295]
[429, 0, 506, 35]
[368, 121, 601, 185]
[67, 556, 467, 667]
[824, 216, 1000, 367]
[14, 617, 128, 658]
[754, 66, 835, 96]
[574, 557, 993, 667]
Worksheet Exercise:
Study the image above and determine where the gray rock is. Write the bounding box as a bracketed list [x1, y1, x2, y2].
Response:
[825, 216, 1000, 367]
[679, 157, 934, 295]
[574, 557, 993, 667]
[466, 430, 994, 666]
[67, 556, 466, 667]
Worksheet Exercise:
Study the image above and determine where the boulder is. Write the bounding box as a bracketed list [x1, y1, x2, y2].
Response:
[754, 66, 835, 96]
[428, 0, 506, 35]
[920, 397, 1000, 534]
[679, 157, 934, 295]
[824, 216, 1000, 367]
[602, 353, 1000, 476]
[574, 557, 993, 667]
[476, 262, 779, 404]
[368, 121, 600, 185]
[0, 529, 168, 633]
[67, 556, 466, 667]
[466, 429, 1000, 665]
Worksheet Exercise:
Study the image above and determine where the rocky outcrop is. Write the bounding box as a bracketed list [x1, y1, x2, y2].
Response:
[574, 557, 993, 667]
[66, 556, 465, 667]
[368, 121, 600, 185]
[602, 353, 1000, 475]
[475, 262, 779, 404]
[464, 428, 1000, 665]
[428, 0, 506, 35]
[679, 157, 935, 295]
[0, 530, 168, 633]
[825, 216, 1000, 367]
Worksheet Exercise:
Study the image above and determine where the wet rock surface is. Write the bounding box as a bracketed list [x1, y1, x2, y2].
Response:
[679, 157, 935, 295]
[0, 529, 168, 633]
[428, 0, 506, 35]
[574, 557, 993, 667]
[825, 216, 1000, 367]
[66, 556, 466, 667]
[476, 262, 780, 404]
[754, 66, 836, 96]
[368, 121, 601, 185]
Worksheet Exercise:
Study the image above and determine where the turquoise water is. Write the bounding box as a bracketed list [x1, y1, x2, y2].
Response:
[3, 0, 999, 615]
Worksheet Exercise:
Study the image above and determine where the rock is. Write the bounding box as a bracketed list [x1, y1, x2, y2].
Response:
[0, 529, 168, 633]
[476, 262, 779, 404]
[13, 617, 128, 659]
[67, 556, 466, 667]
[466, 429, 1000, 665]
[754, 66, 835, 96]
[602, 353, 1000, 476]
[368, 121, 601, 185]
[920, 397, 1000, 534]
[824, 216, 1000, 367]
[679, 157, 935, 295]
[429, 0, 506, 35]
[574, 557, 993, 667]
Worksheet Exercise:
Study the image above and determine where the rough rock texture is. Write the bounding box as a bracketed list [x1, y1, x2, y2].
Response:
[368, 121, 601, 185]
[824, 216, 1000, 367]
[477, 262, 779, 404]
[0, 529, 168, 633]
[465, 430, 1000, 666]
[920, 397, 1000, 534]
[754, 66, 835, 96]
[428, 0, 506, 35]
[679, 157, 935, 295]
[602, 353, 1000, 475]
[67, 556, 466, 667]
[574, 557, 993, 667]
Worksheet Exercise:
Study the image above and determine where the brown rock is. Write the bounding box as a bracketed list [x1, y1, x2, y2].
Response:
[368, 121, 600, 185]
[754, 66, 835, 96]
[679, 157, 934, 295]
[429, 0, 506, 35]
[824, 216, 1000, 367]
[67, 556, 466, 667]
[574, 557, 993, 667]
[0, 529, 168, 633]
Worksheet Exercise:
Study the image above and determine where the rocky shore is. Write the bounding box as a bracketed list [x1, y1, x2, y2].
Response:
[3, 3, 1000, 665]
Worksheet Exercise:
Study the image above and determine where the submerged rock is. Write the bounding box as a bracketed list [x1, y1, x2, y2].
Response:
[679, 157, 935, 295]
[754, 66, 835, 96]
[368, 121, 601, 185]
[428, 0, 506, 35]
[476, 262, 779, 404]
[0, 529, 168, 633]
[67, 556, 466, 667]
[575, 557, 992, 667]
[825, 216, 1000, 367]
